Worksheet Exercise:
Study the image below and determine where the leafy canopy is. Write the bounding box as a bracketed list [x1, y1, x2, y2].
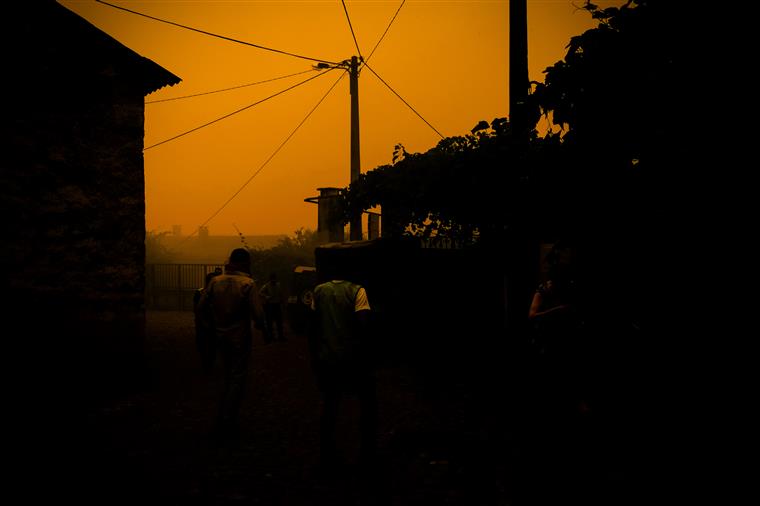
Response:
[340, 0, 691, 244]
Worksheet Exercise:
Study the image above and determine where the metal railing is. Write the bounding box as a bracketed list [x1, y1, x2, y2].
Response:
[145, 263, 224, 310]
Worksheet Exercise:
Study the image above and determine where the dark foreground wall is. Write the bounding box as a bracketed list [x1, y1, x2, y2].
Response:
[3, 2, 178, 399]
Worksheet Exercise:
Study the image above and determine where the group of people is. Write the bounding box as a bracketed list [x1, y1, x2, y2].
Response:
[193, 248, 376, 471]
[192, 242, 586, 473]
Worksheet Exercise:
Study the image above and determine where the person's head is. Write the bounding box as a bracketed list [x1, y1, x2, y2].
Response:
[317, 257, 341, 283]
[227, 248, 251, 274]
[269, 272, 278, 282]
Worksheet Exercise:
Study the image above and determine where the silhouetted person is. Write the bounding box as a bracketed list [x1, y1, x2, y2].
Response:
[308, 262, 377, 474]
[529, 241, 586, 403]
[523, 242, 592, 503]
[197, 248, 265, 441]
[529, 264, 578, 358]
[194, 268, 223, 373]
[260, 272, 286, 343]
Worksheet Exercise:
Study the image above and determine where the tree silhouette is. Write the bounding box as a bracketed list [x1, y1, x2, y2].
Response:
[343, 0, 698, 242]
[339, 0, 705, 387]
[336, 1, 710, 483]
[145, 230, 177, 263]
[248, 228, 319, 292]
[527, 0, 703, 318]
[341, 116, 554, 243]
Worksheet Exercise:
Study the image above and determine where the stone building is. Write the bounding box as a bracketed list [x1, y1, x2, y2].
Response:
[3, 1, 180, 388]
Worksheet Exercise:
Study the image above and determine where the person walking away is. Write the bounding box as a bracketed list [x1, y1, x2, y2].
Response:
[308, 262, 377, 474]
[525, 243, 590, 501]
[197, 248, 266, 441]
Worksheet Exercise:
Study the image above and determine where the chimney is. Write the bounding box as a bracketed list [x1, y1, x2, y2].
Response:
[316, 187, 344, 243]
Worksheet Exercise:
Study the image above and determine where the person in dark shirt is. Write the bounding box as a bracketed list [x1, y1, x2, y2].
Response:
[197, 249, 265, 441]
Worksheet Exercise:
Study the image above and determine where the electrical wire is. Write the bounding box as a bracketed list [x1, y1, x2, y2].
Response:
[95, 0, 337, 64]
[100, 0, 442, 240]
[173, 71, 348, 247]
[145, 69, 318, 104]
[144, 69, 333, 151]
[362, 62, 444, 139]
[364, 0, 405, 65]
[341, 0, 363, 58]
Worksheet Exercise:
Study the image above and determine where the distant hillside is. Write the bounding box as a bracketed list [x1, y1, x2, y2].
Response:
[161, 234, 287, 264]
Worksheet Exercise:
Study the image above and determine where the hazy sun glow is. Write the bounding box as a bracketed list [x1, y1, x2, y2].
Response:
[59, 0, 619, 237]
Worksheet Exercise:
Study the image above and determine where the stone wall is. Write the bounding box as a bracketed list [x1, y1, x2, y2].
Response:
[4, 73, 149, 389]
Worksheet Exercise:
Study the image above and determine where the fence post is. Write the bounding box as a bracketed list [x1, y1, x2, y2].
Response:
[177, 264, 182, 311]
[150, 264, 156, 309]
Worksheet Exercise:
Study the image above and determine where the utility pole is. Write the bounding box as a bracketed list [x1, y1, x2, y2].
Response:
[309, 55, 363, 242]
[349, 55, 362, 240]
[509, 0, 529, 144]
[503, 0, 534, 336]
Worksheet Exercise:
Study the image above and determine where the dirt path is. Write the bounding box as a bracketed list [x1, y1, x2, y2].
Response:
[76, 311, 519, 505]
[73, 310, 640, 506]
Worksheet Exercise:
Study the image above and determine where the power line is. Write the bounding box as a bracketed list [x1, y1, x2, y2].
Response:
[145, 69, 318, 104]
[95, 0, 337, 65]
[364, 0, 405, 65]
[175, 72, 348, 248]
[144, 69, 334, 151]
[341, 0, 363, 58]
[363, 62, 444, 139]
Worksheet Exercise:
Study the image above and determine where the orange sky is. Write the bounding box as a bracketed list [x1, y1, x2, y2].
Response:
[59, 0, 621, 237]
